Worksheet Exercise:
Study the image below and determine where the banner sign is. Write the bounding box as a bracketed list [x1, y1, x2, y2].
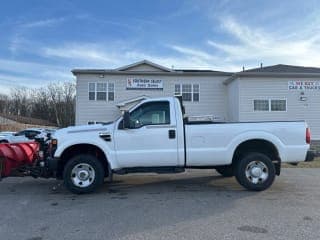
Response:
[288, 80, 320, 91]
[127, 78, 163, 90]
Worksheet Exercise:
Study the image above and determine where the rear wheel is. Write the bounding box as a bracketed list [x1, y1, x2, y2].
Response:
[215, 165, 234, 177]
[235, 152, 276, 191]
[63, 154, 105, 194]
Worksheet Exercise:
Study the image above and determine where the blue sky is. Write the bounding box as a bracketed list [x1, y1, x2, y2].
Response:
[1, 0, 320, 94]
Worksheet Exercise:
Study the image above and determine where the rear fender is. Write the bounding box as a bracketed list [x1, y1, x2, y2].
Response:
[226, 131, 285, 164]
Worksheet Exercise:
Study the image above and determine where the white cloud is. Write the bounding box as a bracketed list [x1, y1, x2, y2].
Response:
[42, 44, 115, 64]
[4, 12, 320, 95]
[39, 42, 241, 72]
[208, 16, 320, 67]
[0, 74, 48, 94]
[0, 59, 68, 77]
[9, 17, 66, 54]
[0, 59, 74, 94]
[21, 17, 65, 28]
[169, 45, 217, 61]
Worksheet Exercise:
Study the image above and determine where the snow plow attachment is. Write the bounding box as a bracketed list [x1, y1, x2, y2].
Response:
[0, 142, 39, 178]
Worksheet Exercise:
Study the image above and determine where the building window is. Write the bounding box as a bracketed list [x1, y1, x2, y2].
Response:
[254, 99, 286, 112]
[254, 100, 269, 111]
[193, 84, 199, 102]
[97, 83, 107, 100]
[271, 100, 286, 111]
[88, 82, 115, 101]
[174, 84, 200, 102]
[108, 83, 115, 101]
[89, 83, 95, 100]
[182, 84, 192, 101]
[174, 84, 181, 96]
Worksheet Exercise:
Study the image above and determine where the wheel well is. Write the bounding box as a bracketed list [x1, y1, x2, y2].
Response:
[232, 139, 280, 164]
[57, 144, 109, 178]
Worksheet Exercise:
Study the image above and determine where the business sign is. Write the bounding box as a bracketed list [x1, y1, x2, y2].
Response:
[127, 78, 163, 90]
[288, 80, 320, 91]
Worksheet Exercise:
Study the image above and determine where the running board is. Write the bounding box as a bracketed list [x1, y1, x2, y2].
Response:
[113, 166, 185, 175]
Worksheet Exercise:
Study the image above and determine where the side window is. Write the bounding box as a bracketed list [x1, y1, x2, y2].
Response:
[129, 101, 170, 128]
[16, 130, 26, 136]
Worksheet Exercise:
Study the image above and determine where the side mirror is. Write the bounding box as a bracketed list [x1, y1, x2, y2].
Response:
[123, 111, 130, 129]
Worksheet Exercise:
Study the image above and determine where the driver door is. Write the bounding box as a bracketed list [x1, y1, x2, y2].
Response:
[114, 101, 178, 168]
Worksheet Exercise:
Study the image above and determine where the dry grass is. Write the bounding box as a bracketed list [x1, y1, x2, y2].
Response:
[283, 157, 320, 168]
[0, 113, 56, 126]
[0, 124, 56, 132]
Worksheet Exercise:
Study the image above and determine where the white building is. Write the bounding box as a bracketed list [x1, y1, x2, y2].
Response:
[72, 60, 320, 141]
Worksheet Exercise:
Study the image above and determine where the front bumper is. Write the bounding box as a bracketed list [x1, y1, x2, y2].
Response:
[305, 150, 315, 162]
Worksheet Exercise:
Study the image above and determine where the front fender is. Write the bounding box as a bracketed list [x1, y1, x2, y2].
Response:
[54, 139, 118, 169]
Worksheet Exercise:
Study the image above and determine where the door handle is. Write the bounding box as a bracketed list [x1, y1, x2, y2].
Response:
[168, 130, 176, 139]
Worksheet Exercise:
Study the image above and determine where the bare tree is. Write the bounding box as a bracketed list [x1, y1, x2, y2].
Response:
[0, 81, 76, 127]
[47, 81, 76, 127]
[9, 87, 31, 117]
[0, 94, 8, 113]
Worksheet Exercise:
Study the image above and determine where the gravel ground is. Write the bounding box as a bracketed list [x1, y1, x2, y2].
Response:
[0, 168, 319, 240]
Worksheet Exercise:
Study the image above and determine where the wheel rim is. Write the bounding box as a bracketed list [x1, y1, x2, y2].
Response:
[245, 161, 269, 184]
[71, 163, 95, 188]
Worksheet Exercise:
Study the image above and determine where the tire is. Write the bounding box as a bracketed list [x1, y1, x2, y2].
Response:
[63, 154, 105, 194]
[215, 165, 234, 177]
[235, 152, 276, 191]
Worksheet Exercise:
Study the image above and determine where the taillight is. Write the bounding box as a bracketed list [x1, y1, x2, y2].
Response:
[306, 128, 311, 144]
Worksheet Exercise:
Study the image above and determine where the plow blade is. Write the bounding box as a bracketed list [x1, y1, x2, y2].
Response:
[0, 142, 39, 178]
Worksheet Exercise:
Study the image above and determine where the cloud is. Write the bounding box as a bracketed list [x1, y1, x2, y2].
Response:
[42, 44, 115, 65]
[207, 16, 320, 67]
[9, 17, 66, 54]
[0, 59, 68, 77]
[4, 7, 320, 95]
[38, 41, 242, 72]
[0, 74, 47, 94]
[21, 17, 65, 28]
[169, 45, 217, 61]
[0, 58, 74, 95]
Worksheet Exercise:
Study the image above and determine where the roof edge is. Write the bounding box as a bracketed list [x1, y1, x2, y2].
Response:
[224, 72, 320, 85]
[71, 69, 233, 76]
[115, 59, 172, 72]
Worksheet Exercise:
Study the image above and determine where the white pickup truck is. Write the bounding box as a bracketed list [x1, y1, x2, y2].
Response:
[48, 97, 314, 193]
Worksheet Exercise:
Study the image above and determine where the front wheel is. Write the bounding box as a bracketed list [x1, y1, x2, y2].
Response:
[63, 154, 105, 194]
[235, 152, 276, 191]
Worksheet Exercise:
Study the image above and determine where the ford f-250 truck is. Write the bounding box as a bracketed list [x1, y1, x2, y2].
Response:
[43, 96, 313, 194]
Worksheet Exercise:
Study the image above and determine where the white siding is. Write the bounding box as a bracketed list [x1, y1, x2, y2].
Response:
[227, 79, 239, 121]
[76, 74, 228, 125]
[238, 77, 320, 139]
